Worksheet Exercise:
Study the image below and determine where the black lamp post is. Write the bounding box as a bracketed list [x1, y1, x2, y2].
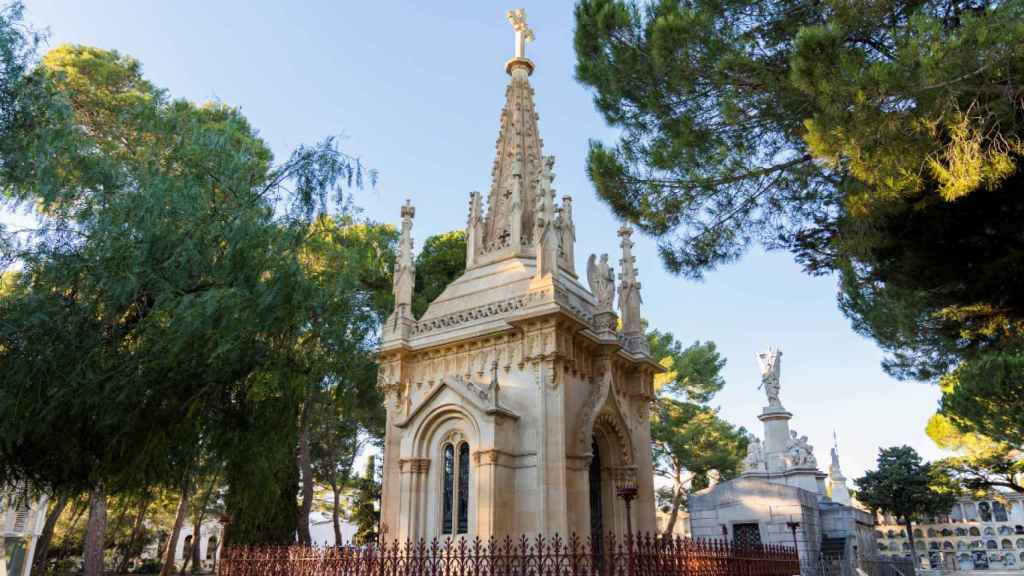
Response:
[786, 518, 801, 554]
[615, 466, 639, 576]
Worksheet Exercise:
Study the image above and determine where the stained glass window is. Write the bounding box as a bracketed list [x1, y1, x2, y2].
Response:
[442, 444, 454, 534]
[458, 442, 470, 534]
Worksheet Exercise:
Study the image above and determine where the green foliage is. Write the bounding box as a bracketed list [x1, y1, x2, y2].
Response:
[0, 27, 383, 549]
[348, 456, 380, 545]
[651, 399, 747, 487]
[575, 0, 1024, 277]
[646, 330, 745, 533]
[220, 392, 300, 545]
[574, 0, 1024, 445]
[855, 446, 958, 524]
[412, 230, 466, 319]
[0, 2, 39, 156]
[648, 331, 725, 404]
[936, 350, 1024, 447]
[928, 413, 1024, 494]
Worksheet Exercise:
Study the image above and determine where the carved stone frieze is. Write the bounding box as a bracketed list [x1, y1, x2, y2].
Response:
[399, 458, 431, 474]
[440, 429, 466, 447]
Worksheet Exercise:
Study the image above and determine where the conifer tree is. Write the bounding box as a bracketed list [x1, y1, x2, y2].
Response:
[574, 0, 1024, 442]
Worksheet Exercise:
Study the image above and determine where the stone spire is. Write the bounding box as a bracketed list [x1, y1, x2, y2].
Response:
[558, 196, 576, 276]
[466, 191, 483, 268]
[534, 155, 558, 278]
[617, 225, 648, 354]
[561, 194, 577, 276]
[828, 432, 852, 505]
[473, 9, 546, 265]
[391, 199, 416, 324]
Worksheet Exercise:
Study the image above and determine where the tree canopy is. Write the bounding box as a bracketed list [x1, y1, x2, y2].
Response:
[574, 0, 1024, 449]
[0, 13, 383, 550]
[412, 230, 466, 319]
[647, 331, 746, 535]
[928, 413, 1024, 494]
[855, 445, 957, 565]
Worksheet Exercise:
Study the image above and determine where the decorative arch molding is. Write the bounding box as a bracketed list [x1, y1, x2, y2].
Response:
[577, 355, 613, 452]
[592, 410, 633, 466]
[407, 403, 482, 460]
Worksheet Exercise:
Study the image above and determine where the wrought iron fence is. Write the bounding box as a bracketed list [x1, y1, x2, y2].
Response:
[219, 533, 799, 576]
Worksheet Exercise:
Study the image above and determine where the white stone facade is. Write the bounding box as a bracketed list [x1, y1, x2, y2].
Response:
[875, 493, 1024, 570]
[376, 12, 660, 544]
[1, 489, 48, 576]
[688, 350, 875, 576]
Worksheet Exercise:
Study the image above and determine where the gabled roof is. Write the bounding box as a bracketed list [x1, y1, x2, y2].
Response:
[395, 375, 518, 429]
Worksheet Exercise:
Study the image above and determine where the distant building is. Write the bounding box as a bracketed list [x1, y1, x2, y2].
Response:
[688, 349, 876, 576]
[1, 488, 48, 576]
[874, 493, 1024, 570]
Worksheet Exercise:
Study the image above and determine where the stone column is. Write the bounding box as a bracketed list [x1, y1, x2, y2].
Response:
[759, 405, 793, 474]
[398, 458, 430, 542]
[475, 451, 496, 538]
[535, 356, 569, 536]
[631, 401, 658, 534]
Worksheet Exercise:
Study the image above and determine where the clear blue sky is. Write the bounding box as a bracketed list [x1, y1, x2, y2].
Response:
[9, 0, 946, 480]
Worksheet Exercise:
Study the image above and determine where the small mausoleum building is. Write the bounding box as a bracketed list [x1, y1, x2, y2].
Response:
[1, 488, 48, 576]
[688, 350, 877, 575]
[375, 10, 662, 544]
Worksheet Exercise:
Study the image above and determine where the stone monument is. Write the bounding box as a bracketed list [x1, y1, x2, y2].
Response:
[827, 434, 852, 506]
[689, 349, 877, 575]
[375, 9, 662, 544]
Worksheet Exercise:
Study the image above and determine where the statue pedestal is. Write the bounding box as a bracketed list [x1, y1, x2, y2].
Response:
[759, 405, 792, 474]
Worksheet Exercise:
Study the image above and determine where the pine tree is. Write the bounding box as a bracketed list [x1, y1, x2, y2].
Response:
[573, 0, 1024, 447]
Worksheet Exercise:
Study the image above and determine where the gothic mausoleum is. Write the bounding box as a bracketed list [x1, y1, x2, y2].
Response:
[375, 10, 662, 544]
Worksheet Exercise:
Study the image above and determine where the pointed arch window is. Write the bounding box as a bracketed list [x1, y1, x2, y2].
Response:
[458, 442, 470, 533]
[442, 444, 454, 534]
[441, 439, 471, 535]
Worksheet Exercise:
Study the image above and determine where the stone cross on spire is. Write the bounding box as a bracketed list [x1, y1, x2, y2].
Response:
[507, 9, 534, 60]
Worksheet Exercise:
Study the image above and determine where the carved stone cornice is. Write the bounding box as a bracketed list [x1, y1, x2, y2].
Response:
[399, 458, 431, 474]
[472, 449, 530, 468]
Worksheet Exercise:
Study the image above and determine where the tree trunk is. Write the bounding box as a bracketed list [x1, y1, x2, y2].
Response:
[296, 395, 314, 546]
[179, 542, 191, 576]
[903, 517, 919, 568]
[31, 493, 70, 576]
[663, 486, 684, 537]
[189, 473, 218, 574]
[159, 478, 192, 576]
[188, 520, 200, 574]
[58, 499, 87, 560]
[213, 523, 226, 573]
[330, 482, 342, 546]
[115, 495, 152, 575]
[83, 486, 107, 576]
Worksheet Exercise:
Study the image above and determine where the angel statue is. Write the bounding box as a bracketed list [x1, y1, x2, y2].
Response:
[587, 253, 615, 311]
[756, 347, 782, 407]
[742, 436, 765, 473]
[786, 430, 817, 469]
